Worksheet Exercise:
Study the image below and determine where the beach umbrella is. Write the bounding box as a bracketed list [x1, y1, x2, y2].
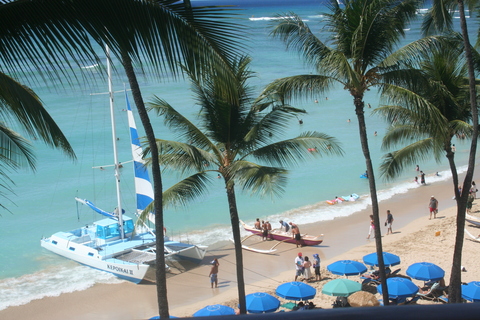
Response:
[363, 252, 401, 267]
[327, 260, 367, 276]
[193, 304, 235, 317]
[149, 317, 177, 319]
[378, 277, 418, 299]
[406, 262, 445, 281]
[245, 292, 280, 313]
[462, 281, 480, 302]
[347, 291, 380, 307]
[276, 281, 316, 301]
[321, 279, 362, 297]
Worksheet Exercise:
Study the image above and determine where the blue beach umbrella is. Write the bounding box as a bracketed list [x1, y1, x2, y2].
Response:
[149, 317, 177, 319]
[327, 260, 367, 276]
[245, 292, 280, 313]
[378, 277, 419, 299]
[462, 281, 480, 302]
[322, 278, 362, 297]
[193, 304, 236, 317]
[276, 281, 316, 301]
[406, 262, 445, 281]
[363, 252, 401, 267]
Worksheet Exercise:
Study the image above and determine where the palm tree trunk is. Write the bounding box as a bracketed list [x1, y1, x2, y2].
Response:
[122, 52, 170, 317]
[225, 184, 247, 314]
[448, 0, 479, 303]
[353, 95, 389, 304]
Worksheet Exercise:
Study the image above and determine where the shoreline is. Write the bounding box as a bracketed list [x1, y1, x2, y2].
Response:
[1, 170, 477, 319]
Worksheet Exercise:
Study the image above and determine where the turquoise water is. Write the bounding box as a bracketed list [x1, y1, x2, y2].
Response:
[0, 0, 477, 310]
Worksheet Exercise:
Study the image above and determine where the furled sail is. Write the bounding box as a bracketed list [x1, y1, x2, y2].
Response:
[125, 90, 155, 224]
[74, 197, 124, 219]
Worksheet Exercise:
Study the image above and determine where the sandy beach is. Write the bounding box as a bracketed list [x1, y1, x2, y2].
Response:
[2, 171, 480, 320]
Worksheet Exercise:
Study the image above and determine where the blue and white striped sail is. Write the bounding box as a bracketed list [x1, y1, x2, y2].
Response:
[125, 90, 155, 224]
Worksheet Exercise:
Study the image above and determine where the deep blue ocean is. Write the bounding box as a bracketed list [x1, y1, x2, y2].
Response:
[0, 0, 476, 310]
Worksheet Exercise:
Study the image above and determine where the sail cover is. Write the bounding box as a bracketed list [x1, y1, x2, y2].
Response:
[125, 91, 155, 224]
[75, 197, 119, 219]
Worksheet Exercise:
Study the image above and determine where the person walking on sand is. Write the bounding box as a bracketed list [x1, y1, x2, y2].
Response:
[429, 196, 438, 219]
[303, 256, 312, 281]
[290, 222, 302, 247]
[209, 258, 219, 288]
[294, 252, 304, 281]
[313, 253, 321, 281]
[385, 210, 394, 235]
[367, 215, 375, 239]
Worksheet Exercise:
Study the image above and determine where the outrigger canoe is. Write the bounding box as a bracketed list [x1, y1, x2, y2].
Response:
[240, 220, 324, 246]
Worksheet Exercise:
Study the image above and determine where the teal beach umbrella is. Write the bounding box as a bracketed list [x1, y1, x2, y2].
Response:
[322, 279, 362, 297]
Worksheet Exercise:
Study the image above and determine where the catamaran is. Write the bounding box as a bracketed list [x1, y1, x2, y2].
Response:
[41, 48, 207, 283]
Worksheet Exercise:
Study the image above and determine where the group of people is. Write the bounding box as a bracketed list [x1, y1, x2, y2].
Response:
[367, 210, 395, 239]
[294, 252, 321, 282]
[414, 165, 426, 185]
[254, 218, 272, 241]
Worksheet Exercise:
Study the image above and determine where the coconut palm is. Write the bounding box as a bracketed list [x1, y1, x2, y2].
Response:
[422, 1, 479, 303]
[2, 0, 244, 317]
[262, 0, 435, 303]
[145, 56, 343, 314]
[376, 42, 473, 181]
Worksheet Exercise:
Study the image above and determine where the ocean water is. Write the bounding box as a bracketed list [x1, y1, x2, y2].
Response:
[0, 0, 476, 310]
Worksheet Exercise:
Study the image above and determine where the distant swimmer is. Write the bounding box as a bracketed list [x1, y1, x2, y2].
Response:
[314, 99, 318, 103]
[374, 131, 377, 136]
[347, 119, 351, 122]
[299, 119, 303, 124]
[368, 103, 371, 108]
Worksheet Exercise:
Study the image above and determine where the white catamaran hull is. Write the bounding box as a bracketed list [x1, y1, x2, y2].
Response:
[41, 234, 153, 283]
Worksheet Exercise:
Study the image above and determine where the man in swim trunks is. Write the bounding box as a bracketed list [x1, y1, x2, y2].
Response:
[429, 196, 438, 219]
[209, 258, 219, 288]
[290, 222, 302, 247]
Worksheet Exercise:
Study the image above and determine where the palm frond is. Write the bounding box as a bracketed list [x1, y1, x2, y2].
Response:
[421, 0, 456, 35]
[261, 75, 337, 102]
[162, 172, 212, 209]
[228, 160, 288, 198]
[145, 139, 219, 174]
[148, 96, 218, 154]
[0, 124, 35, 170]
[380, 138, 440, 180]
[243, 105, 306, 146]
[0, 73, 75, 158]
[249, 131, 343, 167]
[269, 12, 330, 70]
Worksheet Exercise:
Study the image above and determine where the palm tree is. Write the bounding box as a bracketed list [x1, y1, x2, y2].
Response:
[2, 0, 244, 317]
[376, 41, 473, 185]
[422, 1, 479, 303]
[263, 0, 427, 303]
[145, 56, 343, 314]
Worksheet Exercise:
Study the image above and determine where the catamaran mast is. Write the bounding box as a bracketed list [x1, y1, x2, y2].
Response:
[106, 45, 124, 239]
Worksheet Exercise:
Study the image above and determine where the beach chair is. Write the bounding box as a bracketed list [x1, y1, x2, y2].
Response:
[437, 294, 449, 303]
[417, 282, 441, 300]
